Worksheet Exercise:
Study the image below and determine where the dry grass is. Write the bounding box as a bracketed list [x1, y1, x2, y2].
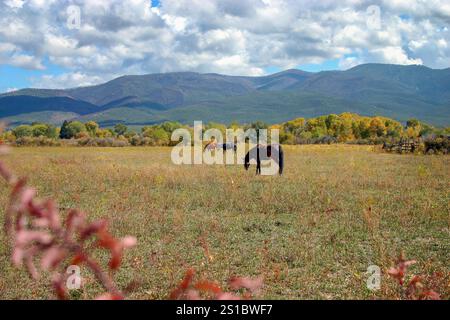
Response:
[0, 145, 449, 299]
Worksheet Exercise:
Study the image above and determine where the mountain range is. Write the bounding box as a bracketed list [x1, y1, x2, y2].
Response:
[1, 63, 449, 127]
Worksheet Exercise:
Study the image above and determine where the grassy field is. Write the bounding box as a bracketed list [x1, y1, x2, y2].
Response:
[0, 145, 448, 299]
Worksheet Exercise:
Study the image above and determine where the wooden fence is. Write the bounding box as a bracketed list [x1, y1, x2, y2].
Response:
[382, 139, 421, 153]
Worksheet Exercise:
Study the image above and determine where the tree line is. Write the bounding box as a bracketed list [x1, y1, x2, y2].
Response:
[1, 113, 448, 147]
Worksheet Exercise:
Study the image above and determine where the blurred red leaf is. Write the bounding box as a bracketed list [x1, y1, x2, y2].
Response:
[229, 276, 263, 294]
[95, 293, 124, 300]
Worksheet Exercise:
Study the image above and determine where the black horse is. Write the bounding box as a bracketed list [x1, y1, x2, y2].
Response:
[218, 143, 237, 152]
[244, 144, 284, 175]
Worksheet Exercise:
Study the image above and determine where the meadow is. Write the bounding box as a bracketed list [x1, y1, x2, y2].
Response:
[0, 145, 448, 299]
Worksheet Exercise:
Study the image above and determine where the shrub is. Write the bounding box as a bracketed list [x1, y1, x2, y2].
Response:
[95, 128, 114, 138]
[31, 124, 49, 137]
[112, 139, 129, 147]
[114, 124, 128, 136]
[130, 135, 142, 146]
[13, 125, 33, 138]
[75, 131, 90, 139]
[1, 130, 16, 143]
[424, 135, 450, 155]
[76, 137, 129, 147]
[85, 121, 99, 137]
[15, 136, 61, 147]
[142, 127, 170, 146]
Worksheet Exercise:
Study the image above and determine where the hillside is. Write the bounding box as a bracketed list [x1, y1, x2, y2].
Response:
[1, 64, 449, 126]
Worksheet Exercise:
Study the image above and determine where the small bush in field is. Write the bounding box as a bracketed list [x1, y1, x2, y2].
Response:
[75, 131, 90, 139]
[424, 135, 450, 154]
[77, 137, 129, 147]
[15, 136, 62, 147]
[13, 125, 33, 138]
[130, 135, 141, 146]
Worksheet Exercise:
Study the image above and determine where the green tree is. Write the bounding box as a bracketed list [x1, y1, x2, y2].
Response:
[385, 119, 403, 138]
[245, 121, 269, 141]
[275, 125, 295, 144]
[85, 121, 99, 137]
[406, 119, 420, 128]
[143, 127, 170, 146]
[283, 118, 305, 134]
[160, 121, 182, 134]
[60, 121, 87, 139]
[418, 122, 434, 137]
[229, 121, 241, 130]
[96, 128, 113, 138]
[60, 121, 70, 139]
[47, 125, 58, 139]
[205, 122, 227, 137]
[369, 118, 387, 137]
[247, 121, 269, 131]
[298, 131, 313, 143]
[13, 125, 33, 138]
[29, 123, 58, 138]
[1, 130, 16, 143]
[114, 123, 128, 136]
[306, 117, 327, 138]
[325, 114, 339, 132]
[31, 124, 49, 137]
[68, 122, 87, 138]
[358, 119, 371, 139]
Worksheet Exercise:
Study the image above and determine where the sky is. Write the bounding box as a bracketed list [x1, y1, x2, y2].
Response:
[0, 0, 449, 93]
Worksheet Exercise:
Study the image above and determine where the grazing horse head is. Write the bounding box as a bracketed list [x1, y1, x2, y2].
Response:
[244, 145, 254, 171]
[244, 156, 250, 171]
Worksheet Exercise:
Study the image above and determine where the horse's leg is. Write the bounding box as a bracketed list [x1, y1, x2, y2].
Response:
[256, 148, 261, 175]
[256, 153, 261, 175]
[279, 149, 284, 175]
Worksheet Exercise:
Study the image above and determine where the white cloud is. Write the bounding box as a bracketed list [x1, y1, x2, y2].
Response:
[31, 72, 106, 89]
[0, 42, 16, 54]
[0, 0, 448, 88]
[4, 0, 26, 9]
[370, 46, 423, 65]
[10, 53, 45, 70]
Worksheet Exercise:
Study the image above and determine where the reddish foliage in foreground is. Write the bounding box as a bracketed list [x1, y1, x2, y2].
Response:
[170, 269, 263, 300]
[0, 126, 136, 300]
[387, 252, 441, 300]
